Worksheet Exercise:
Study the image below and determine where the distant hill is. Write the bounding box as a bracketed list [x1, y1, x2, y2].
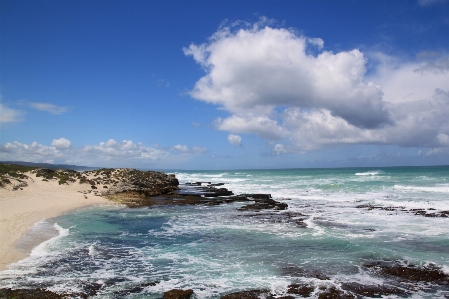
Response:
[0, 161, 100, 172]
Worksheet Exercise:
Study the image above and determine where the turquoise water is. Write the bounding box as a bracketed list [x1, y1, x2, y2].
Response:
[1, 166, 449, 298]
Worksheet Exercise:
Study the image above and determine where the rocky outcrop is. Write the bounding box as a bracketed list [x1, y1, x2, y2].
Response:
[113, 181, 291, 211]
[163, 289, 194, 299]
[364, 261, 449, 283]
[101, 169, 179, 198]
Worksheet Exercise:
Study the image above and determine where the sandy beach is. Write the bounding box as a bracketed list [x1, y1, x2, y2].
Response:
[0, 172, 112, 271]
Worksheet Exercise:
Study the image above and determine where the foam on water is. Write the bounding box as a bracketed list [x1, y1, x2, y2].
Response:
[1, 167, 449, 298]
[29, 223, 70, 257]
[394, 184, 449, 193]
[15, 219, 59, 255]
[354, 170, 383, 176]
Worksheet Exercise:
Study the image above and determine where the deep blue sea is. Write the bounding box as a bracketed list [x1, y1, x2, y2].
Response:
[1, 166, 449, 298]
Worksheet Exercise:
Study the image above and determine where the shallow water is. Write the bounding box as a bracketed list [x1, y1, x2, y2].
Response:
[1, 166, 449, 298]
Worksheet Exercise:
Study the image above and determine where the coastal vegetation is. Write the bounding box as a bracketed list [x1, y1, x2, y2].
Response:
[0, 163, 36, 181]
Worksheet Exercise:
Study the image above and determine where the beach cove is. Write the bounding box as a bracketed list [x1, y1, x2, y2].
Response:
[1, 165, 449, 298]
[0, 165, 179, 271]
[0, 170, 110, 271]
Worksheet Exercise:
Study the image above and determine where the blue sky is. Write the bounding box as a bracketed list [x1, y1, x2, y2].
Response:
[1, 0, 449, 170]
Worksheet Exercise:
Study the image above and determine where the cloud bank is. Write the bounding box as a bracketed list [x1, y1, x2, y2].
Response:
[0, 139, 207, 167]
[185, 20, 449, 153]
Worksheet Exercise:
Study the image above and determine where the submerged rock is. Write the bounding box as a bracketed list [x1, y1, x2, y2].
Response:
[220, 289, 271, 299]
[356, 204, 449, 218]
[287, 284, 315, 297]
[238, 211, 308, 227]
[317, 287, 354, 299]
[237, 194, 288, 211]
[341, 282, 406, 297]
[110, 281, 160, 296]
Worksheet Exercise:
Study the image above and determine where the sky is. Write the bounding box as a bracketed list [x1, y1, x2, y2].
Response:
[1, 0, 449, 170]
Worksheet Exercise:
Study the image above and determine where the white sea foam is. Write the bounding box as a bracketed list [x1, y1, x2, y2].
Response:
[441, 264, 449, 275]
[88, 244, 98, 257]
[15, 219, 59, 255]
[355, 170, 383, 176]
[394, 184, 449, 193]
[30, 223, 69, 257]
[303, 215, 325, 236]
[374, 198, 449, 211]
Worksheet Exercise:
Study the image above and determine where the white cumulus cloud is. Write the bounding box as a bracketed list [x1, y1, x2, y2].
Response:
[184, 21, 391, 129]
[228, 134, 242, 146]
[215, 114, 286, 140]
[185, 19, 449, 154]
[51, 137, 71, 149]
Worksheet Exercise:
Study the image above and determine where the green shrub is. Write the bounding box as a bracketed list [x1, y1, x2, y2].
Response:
[58, 175, 69, 185]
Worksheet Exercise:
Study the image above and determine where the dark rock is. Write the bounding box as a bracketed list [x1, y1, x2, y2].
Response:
[239, 211, 308, 227]
[317, 287, 354, 299]
[383, 265, 448, 282]
[163, 289, 194, 299]
[78, 281, 102, 297]
[237, 197, 288, 211]
[112, 281, 160, 296]
[356, 204, 449, 218]
[287, 284, 315, 297]
[341, 282, 406, 297]
[245, 194, 272, 200]
[355, 204, 371, 208]
[364, 262, 449, 284]
[0, 288, 67, 299]
[208, 183, 225, 186]
[220, 289, 271, 299]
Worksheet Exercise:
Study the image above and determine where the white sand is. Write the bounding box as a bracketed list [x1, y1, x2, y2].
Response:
[0, 172, 112, 270]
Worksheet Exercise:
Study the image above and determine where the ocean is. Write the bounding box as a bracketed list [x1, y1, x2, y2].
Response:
[1, 166, 449, 298]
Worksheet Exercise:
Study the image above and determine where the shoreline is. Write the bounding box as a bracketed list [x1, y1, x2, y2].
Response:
[0, 171, 111, 271]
